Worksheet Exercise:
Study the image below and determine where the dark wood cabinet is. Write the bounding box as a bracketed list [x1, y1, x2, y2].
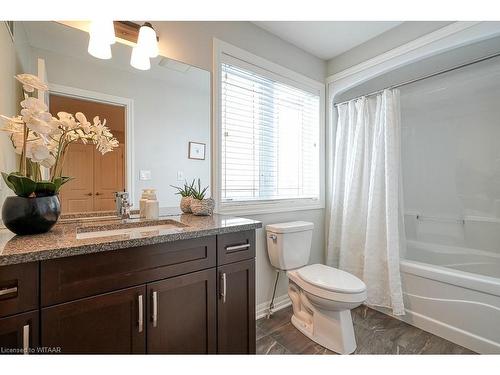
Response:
[1, 229, 257, 354]
[41, 286, 146, 354]
[0, 310, 39, 354]
[0, 262, 38, 318]
[217, 258, 256, 354]
[147, 268, 216, 354]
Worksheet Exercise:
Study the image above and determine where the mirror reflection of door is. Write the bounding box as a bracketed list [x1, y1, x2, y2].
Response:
[49, 94, 125, 214]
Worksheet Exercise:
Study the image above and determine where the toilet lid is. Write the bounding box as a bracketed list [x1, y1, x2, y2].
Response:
[297, 264, 366, 294]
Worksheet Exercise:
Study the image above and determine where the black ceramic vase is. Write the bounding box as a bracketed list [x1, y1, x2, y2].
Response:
[1, 195, 61, 235]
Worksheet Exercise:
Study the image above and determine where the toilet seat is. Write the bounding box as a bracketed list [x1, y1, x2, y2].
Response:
[297, 264, 366, 294]
[288, 264, 366, 303]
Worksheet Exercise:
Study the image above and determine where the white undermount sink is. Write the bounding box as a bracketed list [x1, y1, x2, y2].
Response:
[76, 220, 186, 240]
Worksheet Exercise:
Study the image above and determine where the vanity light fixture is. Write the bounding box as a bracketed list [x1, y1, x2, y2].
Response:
[137, 22, 159, 58]
[87, 21, 116, 60]
[130, 45, 151, 70]
[129, 22, 159, 70]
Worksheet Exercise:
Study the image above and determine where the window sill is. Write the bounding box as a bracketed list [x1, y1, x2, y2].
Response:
[216, 200, 324, 216]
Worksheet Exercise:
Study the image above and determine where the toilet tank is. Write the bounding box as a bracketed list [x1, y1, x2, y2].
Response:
[266, 221, 314, 270]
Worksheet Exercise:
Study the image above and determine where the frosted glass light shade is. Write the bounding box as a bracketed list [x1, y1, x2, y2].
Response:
[89, 21, 116, 45]
[137, 23, 158, 58]
[88, 36, 112, 60]
[130, 46, 151, 70]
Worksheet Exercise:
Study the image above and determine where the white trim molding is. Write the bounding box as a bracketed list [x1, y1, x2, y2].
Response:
[256, 294, 291, 320]
[212, 38, 326, 216]
[48, 83, 136, 206]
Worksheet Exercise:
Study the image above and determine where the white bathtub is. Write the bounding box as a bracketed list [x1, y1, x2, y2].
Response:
[393, 240, 500, 353]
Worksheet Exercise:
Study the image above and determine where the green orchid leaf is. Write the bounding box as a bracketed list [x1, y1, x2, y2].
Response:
[1, 172, 16, 192]
[53, 176, 74, 193]
[4, 173, 37, 197]
[34, 181, 57, 197]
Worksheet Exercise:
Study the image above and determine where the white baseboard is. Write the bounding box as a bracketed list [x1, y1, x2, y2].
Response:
[256, 294, 291, 320]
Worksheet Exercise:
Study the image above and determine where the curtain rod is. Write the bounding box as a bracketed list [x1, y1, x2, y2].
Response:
[333, 51, 500, 107]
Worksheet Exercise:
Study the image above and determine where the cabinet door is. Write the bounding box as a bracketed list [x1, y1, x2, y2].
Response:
[147, 268, 216, 354]
[217, 259, 256, 354]
[0, 311, 39, 354]
[41, 286, 145, 354]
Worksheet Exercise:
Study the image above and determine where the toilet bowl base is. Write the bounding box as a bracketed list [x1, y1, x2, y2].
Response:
[288, 282, 358, 354]
[291, 308, 357, 354]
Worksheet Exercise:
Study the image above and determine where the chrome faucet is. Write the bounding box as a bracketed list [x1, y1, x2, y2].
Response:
[114, 191, 131, 219]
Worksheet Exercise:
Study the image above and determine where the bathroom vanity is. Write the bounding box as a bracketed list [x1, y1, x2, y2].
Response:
[0, 214, 260, 354]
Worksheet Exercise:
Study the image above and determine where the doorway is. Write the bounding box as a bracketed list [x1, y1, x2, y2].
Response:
[49, 94, 126, 213]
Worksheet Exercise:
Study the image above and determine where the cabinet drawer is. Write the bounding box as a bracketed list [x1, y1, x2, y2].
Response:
[0, 310, 39, 354]
[41, 236, 216, 306]
[217, 230, 255, 265]
[0, 262, 38, 318]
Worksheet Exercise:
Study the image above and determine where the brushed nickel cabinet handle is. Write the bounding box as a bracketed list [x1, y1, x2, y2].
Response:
[23, 324, 29, 354]
[220, 273, 227, 304]
[0, 286, 18, 296]
[138, 294, 143, 333]
[226, 243, 250, 251]
[152, 291, 158, 328]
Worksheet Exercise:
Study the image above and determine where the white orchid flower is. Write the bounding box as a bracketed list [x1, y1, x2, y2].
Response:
[15, 74, 48, 93]
[57, 111, 79, 129]
[75, 112, 92, 133]
[20, 96, 48, 112]
[26, 142, 51, 162]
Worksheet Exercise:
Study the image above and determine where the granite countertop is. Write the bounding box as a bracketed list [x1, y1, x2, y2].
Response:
[0, 212, 262, 266]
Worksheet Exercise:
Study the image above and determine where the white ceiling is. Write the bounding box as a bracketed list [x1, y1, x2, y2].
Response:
[253, 21, 403, 60]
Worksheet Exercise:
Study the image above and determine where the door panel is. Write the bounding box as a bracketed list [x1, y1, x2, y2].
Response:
[41, 286, 146, 354]
[217, 259, 256, 354]
[94, 144, 124, 211]
[59, 143, 94, 213]
[50, 94, 125, 214]
[147, 268, 216, 354]
[0, 311, 39, 354]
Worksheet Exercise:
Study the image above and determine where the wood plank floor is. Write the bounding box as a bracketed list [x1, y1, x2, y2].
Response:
[256, 305, 475, 354]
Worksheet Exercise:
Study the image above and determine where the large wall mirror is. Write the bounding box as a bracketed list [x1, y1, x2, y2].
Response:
[1, 21, 210, 214]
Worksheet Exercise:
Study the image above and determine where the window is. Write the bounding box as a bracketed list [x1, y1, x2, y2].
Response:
[216, 46, 324, 213]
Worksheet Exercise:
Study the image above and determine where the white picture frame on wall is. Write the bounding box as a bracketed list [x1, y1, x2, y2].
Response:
[188, 141, 206, 160]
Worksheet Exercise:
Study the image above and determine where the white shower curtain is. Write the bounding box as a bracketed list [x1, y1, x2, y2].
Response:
[326, 89, 405, 315]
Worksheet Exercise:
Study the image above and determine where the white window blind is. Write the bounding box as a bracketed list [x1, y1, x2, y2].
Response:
[220, 62, 320, 203]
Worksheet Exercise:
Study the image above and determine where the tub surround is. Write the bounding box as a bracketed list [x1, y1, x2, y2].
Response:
[0, 212, 261, 266]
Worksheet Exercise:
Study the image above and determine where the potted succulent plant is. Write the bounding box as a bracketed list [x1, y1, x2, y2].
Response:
[171, 179, 196, 214]
[189, 179, 214, 216]
[1, 73, 119, 235]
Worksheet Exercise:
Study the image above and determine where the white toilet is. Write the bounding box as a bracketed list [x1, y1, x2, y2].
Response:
[266, 221, 367, 354]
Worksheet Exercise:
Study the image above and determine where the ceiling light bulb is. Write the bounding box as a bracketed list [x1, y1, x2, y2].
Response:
[130, 46, 151, 70]
[89, 20, 116, 45]
[137, 22, 159, 58]
[88, 36, 112, 59]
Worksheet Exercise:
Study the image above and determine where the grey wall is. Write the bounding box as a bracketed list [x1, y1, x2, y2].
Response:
[150, 21, 327, 82]
[327, 21, 453, 76]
